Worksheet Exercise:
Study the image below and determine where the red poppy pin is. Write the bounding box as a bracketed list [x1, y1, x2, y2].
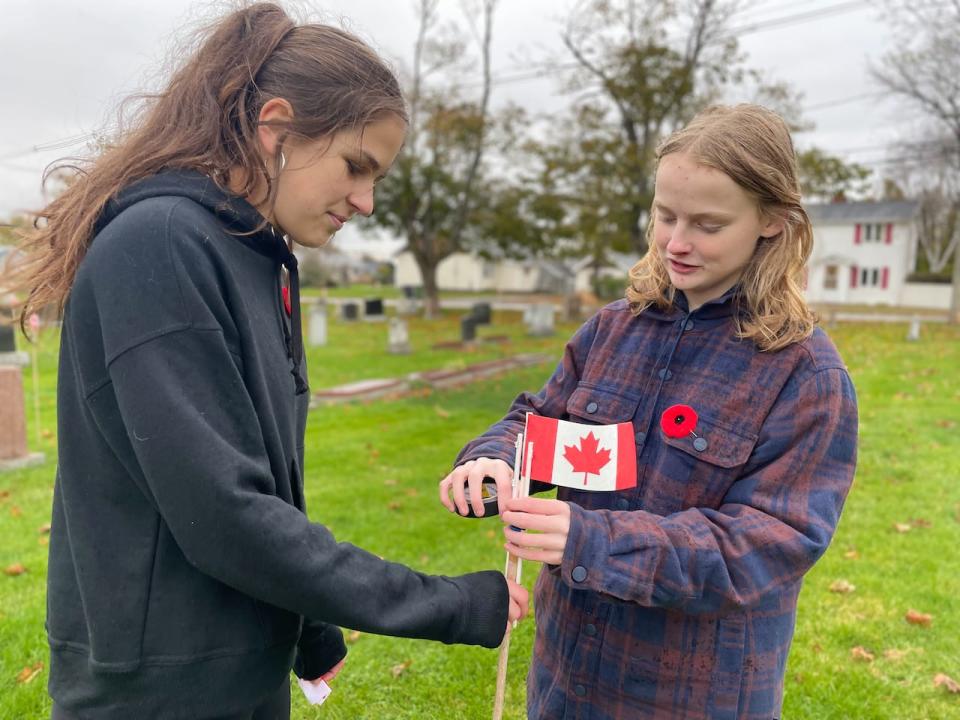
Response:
[281, 286, 292, 316]
[660, 404, 708, 451]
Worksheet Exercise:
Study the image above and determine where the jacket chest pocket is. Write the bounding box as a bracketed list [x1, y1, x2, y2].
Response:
[646, 416, 756, 515]
[558, 383, 640, 511]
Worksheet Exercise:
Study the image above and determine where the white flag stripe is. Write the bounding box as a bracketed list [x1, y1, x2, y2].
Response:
[551, 419, 620, 491]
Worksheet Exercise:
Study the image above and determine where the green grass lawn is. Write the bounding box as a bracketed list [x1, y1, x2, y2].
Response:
[1, 317, 959, 719]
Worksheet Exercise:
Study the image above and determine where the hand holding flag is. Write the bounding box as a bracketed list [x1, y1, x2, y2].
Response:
[502, 497, 571, 566]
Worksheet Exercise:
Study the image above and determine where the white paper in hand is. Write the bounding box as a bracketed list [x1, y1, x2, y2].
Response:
[297, 678, 332, 706]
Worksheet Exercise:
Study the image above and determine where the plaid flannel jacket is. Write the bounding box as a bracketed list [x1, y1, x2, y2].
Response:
[457, 295, 858, 720]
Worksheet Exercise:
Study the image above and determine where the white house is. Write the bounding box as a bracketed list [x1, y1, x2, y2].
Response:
[393, 249, 573, 294]
[805, 200, 926, 306]
[394, 200, 951, 310]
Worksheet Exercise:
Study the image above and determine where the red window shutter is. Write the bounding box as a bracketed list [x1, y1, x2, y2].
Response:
[850, 265, 858, 288]
[885, 223, 893, 244]
[882, 267, 889, 289]
[854, 224, 862, 244]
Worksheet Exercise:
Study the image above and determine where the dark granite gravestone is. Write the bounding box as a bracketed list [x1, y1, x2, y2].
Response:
[0, 324, 15, 354]
[461, 315, 478, 343]
[364, 297, 385, 319]
[341, 301, 359, 321]
[470, 302, 492, 325]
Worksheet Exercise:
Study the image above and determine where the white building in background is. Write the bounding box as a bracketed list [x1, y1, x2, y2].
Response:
[392, 200, 952, 310]
[393, 249, 573, 295]
[805, 200, 950, 309]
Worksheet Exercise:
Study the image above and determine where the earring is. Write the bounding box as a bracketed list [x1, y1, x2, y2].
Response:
[278, 152, 287, 173]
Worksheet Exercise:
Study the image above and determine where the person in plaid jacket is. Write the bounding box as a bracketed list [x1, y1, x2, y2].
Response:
[440, 104, 858, 719]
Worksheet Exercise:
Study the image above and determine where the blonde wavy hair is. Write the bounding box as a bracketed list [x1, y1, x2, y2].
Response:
[626, 104, 815, 352]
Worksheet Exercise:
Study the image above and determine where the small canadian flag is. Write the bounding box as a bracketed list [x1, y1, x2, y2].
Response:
[522, 412, 637, 491]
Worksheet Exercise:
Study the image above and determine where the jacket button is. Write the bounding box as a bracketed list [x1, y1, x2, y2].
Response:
[685, 319, 695, 331]
[693, 437, 708, 452]
[574, 684, 587, 697]
[572, 565, 588, 582]
[584, 623, 597, 637]
[585, 402, 598, 414]
[616, 498, 630, 510]
[658, 368, 672, 380]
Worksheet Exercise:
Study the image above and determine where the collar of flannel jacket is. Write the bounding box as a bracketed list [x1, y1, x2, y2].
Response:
[641, 285, 741, 324]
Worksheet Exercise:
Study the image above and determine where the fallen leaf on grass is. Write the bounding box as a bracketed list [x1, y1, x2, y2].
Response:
[883, 649, 909, 662]
[934, 674, 960, 694]
[391, 660, 413, 678]
[387, 501, 402, 511]
[404, 488, 419, 498]
[4, 563, 27, 577]
[39, 537, 49, 546]
[346, 631, 362, 644]
[485, 529, 496, 539]
[935, 419, 957, 429]
[419, 554, 429, 564]
[0, 490, 10, 502]
[9, 505, 22, 518]
[15, 662, 43, 684]
[383, 479, 397, 487]
[38, 523, 51, 534]
[843, 549, 860, 560]
[910, 518, 932, 529]
[905, 609, 933, 627]
[893, 523, 912, 534]
[829, 579, 856, 594]
[851, 646, 875, 662]
[433, 405, 450, 419]
[41, 428, 53, 439]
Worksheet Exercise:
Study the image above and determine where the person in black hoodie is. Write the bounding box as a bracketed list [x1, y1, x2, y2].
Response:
[10, 4, 527, 719]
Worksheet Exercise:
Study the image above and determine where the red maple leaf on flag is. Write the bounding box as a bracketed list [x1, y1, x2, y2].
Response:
[563, 432, 612, 485]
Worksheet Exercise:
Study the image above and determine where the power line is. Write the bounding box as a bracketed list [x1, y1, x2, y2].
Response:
[0, 133, 96, 163]
[473, 1, 875, 91]
[727, 0, 869, 36]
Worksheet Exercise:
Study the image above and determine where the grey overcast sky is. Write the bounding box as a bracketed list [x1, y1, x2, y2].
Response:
[0, 0, 913, 257]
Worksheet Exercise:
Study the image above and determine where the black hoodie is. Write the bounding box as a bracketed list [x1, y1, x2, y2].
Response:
[48, 171, 508, 719]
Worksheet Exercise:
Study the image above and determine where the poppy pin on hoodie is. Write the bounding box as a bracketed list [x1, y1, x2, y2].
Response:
[660, 404, 708, 452]
[281, 286, 292, 316]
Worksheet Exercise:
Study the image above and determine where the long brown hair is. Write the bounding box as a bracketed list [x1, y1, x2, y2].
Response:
[10, 2, 406, 330]
[626, 104, 815, 352]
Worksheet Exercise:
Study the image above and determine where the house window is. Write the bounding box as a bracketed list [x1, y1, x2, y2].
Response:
[824, 265, 838, 290]
[863, 223, 885, 243]
[856, 267, 885, 288]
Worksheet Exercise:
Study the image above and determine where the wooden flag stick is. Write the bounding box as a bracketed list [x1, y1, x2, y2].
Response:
[493, 435, 531, 720]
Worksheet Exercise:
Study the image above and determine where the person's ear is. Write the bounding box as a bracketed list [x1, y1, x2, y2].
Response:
[256, 98, 295, 158]
[760, 212, 785, 239]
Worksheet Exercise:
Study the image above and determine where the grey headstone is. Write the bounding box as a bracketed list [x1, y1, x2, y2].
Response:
[906, 317, 921, 342]
[525, 303, 555, 337]
[397, 297, 420, 316]
[387, 317, 411, 354]
[309, 301, 327, 346]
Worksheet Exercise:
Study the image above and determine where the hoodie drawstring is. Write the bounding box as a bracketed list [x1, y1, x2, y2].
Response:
[277, 245, 308, 395]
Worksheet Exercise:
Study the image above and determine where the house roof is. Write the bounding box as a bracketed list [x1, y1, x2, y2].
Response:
[806, 200, 918, 224]
[571, 251, 638, 274]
